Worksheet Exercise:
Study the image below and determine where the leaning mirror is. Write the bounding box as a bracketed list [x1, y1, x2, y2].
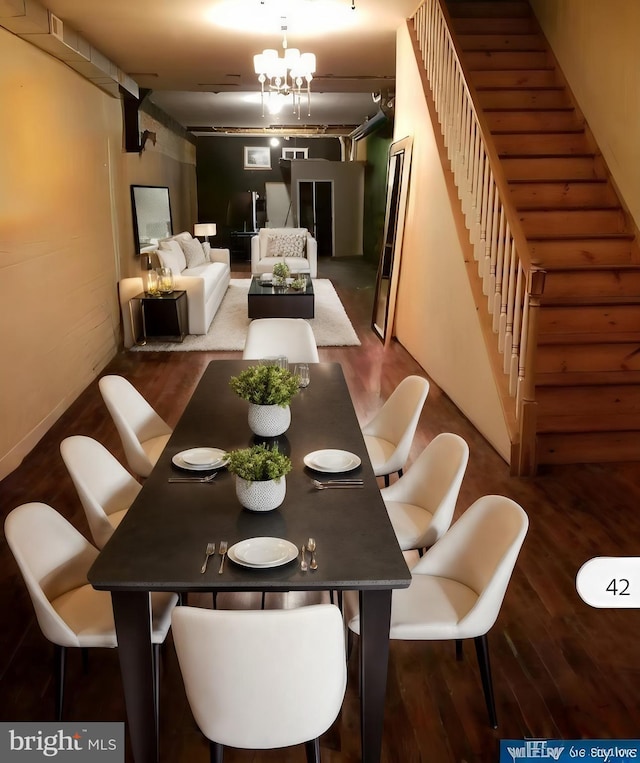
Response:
[130, 185, 173, 253]
[372, 137, 412, 345]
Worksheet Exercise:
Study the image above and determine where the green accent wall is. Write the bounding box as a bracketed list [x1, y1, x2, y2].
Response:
[363, 124, 393, 264]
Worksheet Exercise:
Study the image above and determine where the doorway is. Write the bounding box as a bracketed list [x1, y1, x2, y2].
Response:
[298, 180, 334, 257]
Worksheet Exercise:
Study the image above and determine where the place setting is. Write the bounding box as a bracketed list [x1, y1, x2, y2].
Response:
[303, 449, 364, 488]
[168, 447, 229, 482]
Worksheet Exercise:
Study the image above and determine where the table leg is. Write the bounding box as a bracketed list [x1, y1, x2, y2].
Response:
[359, 589, 392, 763]
[112, 591, 158, 763]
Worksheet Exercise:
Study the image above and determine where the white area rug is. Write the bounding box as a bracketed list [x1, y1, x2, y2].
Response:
[131, 278, 360, 352]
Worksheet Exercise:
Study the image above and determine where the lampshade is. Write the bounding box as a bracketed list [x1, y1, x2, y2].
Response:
[194, 223, 217, 238]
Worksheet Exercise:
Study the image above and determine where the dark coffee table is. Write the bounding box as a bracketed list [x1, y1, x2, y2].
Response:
[248, 276, 315, 319]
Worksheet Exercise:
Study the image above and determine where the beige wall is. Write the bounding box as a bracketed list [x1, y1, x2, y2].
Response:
[530, 0, 640, 228]
[290, 159, 364, 257]
[119, 112, 197, 279]
[0, 28, 196, 479]
[392, 24, 511, 461]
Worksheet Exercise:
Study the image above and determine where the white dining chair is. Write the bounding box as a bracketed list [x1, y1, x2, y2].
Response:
[242, 318, 320, 363]
[60, 435, 141, 549]
[344, 494, 529, 728]
[382, 432, 469, 552]
[98, 374, 172, 477]
[361, 375, 430, 486]
[4, 502, 178, 721]
[171, 604, 346, 762]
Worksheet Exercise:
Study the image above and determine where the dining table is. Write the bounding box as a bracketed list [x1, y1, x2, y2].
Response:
[88, 359, 411, 763]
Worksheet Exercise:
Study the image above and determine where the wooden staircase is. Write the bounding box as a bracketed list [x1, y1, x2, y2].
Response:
[445, 0, 640, 466]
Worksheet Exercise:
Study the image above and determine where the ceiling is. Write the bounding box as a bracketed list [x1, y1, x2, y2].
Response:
[41, 0, 419, 135]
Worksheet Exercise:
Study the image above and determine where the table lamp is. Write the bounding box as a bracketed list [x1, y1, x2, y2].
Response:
[194, 223, 217, 243]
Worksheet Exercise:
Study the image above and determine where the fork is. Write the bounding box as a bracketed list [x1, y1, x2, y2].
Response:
[200, 542, 216, 574]
[168, 473, 218, 484]
[218, 540, 228, 574]
[313, 479, 364, 489]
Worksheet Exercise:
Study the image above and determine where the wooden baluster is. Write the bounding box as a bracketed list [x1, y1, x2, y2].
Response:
[501, 237, 517, 355]
[508, 262, 524, 390]
[492, 207, 506, 329]
[498, 221, 511, 345]
[515, 269, 546, 476]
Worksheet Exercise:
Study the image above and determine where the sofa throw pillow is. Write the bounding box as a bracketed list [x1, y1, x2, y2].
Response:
[180, 237, 208, 268]
[157, 239, 187, 274]
[266, 233, 306, 258]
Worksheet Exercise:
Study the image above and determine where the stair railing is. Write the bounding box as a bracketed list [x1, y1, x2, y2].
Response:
[411, 0, 545, 474]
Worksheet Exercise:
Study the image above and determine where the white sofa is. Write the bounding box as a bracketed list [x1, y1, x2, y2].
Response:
[119, 231, 230, 348]
[251, 228, 317, 278]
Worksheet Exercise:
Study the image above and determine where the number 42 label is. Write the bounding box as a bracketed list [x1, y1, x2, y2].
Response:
[577, 558, 640, 608]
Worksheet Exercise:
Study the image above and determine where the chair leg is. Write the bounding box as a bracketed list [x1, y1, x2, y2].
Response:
[209, 741, 223, 763]
[455, 639, 463, 661]
[474, 634, 498, 729]
[305, 738, 321, 763]
[212, 592, 217, 609]
[54, 645, 66, 721]
[81, 647, 89, 673]
[384, 474, 390, 487]
[398, 468, 403, 478]
[152, 643, 161, 744]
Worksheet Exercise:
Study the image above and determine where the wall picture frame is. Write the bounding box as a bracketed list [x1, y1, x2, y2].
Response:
[244, 146, 271, 170]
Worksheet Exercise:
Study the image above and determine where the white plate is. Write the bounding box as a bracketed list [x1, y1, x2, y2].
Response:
[228, 537, 298, 568]
[303, 449, 362, 473]
[172, 448, 229, 471]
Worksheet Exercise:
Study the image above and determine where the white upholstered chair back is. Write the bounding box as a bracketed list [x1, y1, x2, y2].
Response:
[382, 432, 470, 550]
[243, 318, 320, 363]
[5, 502, 101, 648]
[60, 435, 141, 549]
[362, 375, 430, 480]
[171, 604, 346, 751]
[98, 375, 172, 478]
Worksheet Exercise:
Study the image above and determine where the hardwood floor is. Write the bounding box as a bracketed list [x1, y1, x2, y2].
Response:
[2, 255, 640, 761]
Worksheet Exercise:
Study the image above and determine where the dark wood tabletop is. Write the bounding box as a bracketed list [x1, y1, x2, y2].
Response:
[89, 360, 410, 594]
[88, 359, 410, 763]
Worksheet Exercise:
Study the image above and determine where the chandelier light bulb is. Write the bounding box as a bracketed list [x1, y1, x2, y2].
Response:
[253, 17, 316, 118]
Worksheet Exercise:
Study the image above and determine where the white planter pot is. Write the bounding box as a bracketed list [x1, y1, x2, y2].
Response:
[236, 476, 286, 512]
[247, 403, 291, 437]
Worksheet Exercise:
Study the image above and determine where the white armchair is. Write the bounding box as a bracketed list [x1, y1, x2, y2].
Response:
[251, 227, 318, 278]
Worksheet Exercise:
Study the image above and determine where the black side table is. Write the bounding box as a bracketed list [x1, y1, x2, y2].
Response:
[130, 291, 188, 344]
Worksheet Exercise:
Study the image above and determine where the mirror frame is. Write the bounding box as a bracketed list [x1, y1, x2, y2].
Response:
[371, 136, 413, 345]
[130, 185, 173, 253]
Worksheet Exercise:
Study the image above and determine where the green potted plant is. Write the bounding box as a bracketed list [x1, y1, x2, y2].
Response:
[272, 261, 290, 287]
[227, 443, 292, 511]
[230, 364, 300, 436]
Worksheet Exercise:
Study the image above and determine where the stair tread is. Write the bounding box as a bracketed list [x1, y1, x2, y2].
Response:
[500, 153, 596, 158]
[517, 205, 622, 211]
[537, 372, 640, 387]
[476, 86, 566, 91]
[527, 233, 635, 240]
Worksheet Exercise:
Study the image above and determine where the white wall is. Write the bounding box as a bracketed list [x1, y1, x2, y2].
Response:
[530, 0, 640, 229]
[391, 24, 511, 461]
[0, 27, 196, 479]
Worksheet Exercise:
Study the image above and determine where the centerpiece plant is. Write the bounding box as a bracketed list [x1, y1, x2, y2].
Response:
[272, 261, 290, 286]
[227, 443, 292, 511]
[227, 443, 292, 482]
[230, 364, 300, 437]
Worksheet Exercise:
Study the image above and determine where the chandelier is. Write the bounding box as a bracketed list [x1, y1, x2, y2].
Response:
[253, 17, 316, 120]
